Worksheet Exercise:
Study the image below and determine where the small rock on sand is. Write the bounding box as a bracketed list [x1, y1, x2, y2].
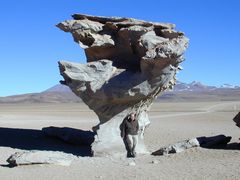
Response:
[128, 161, 136, 166]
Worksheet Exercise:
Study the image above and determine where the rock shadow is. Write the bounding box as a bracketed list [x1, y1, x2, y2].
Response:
[223, 142, 240, 150]
[196, 135, 240, 150]
[196, 135, 232, 149]
[151, 134, 240, 156]
[0, 126, 95, 157]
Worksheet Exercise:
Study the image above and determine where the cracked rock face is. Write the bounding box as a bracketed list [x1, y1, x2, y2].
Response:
[57, 14, 189, 156]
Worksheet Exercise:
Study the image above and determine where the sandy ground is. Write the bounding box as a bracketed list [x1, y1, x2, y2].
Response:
[0, 101, 240, 180]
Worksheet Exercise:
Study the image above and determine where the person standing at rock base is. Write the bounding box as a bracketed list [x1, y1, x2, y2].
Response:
[120, 113, 139, 158]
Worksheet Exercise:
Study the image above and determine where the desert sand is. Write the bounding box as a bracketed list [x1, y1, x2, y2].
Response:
[0, 101, 240, 180]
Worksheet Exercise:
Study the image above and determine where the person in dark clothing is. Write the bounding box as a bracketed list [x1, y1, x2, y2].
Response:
[120, 113, 139, 158]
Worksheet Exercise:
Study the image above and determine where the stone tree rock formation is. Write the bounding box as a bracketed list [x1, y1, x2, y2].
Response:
[57, 14, 189, 156]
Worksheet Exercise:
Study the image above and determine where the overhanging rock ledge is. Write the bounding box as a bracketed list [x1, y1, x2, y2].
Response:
[57, 14, 189, 156]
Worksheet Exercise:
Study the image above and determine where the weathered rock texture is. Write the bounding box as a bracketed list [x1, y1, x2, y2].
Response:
[152, 138, 200, 155]
[152, 135, 232, 155]
[57, 14, 189, 156]
[7, 151, 76, 166]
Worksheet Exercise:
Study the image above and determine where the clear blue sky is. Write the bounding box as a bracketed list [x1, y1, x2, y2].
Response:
[0, 0, 240, 96]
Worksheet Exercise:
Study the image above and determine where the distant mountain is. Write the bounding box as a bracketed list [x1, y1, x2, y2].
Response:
[173, 81, 240, 92]
[0, 84, 80, 103]
[44, 84, 72, 92]
[0, 91, 81, 103]
[46, 82, 240, 93]
[1, 82, 240, 103]
[160, 81, 240, 101]
[173, 81, 217, 92]
[220, 84, 240, 89]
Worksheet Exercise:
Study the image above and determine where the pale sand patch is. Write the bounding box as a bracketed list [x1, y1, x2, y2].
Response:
[0, 101, 240, 180]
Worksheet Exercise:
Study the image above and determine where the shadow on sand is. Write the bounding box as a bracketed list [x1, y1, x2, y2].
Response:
[0, 127, 95, 157]
[196, 135, 240, 150]
[200, 142, 240, 150]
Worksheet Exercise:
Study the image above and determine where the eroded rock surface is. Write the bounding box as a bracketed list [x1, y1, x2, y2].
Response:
[152, 135, 232, 155]
[7, 151, 76, 166]
[152, 138, 200, 155]
[57, 14, 189, 156]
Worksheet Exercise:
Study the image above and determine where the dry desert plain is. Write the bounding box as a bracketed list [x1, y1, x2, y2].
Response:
[0, 101, 240, 180]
